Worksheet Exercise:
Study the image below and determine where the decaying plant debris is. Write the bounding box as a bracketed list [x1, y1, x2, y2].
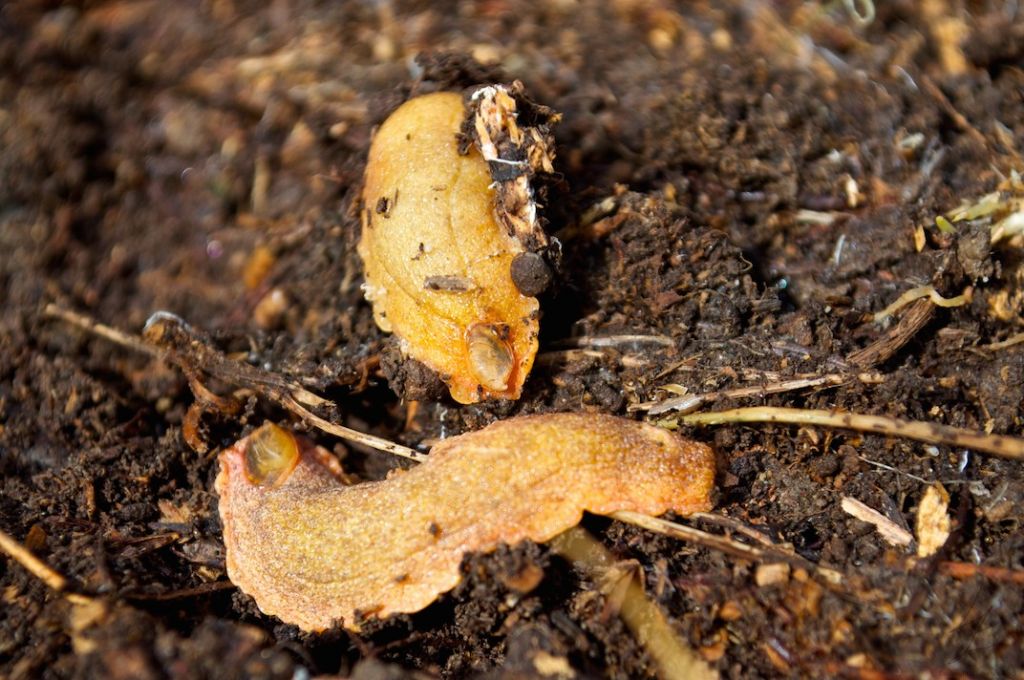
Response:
[463, 81, 560, 277]
[4, 1, 1024, 678]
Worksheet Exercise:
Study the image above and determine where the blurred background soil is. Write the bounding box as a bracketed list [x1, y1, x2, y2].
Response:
[2, 1, 1023, 677]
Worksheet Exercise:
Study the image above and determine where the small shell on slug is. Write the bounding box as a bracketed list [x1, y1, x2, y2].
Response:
[216, 413, 716, 632]
[243, 423, 300, 487]
[357, 91, 542, 404]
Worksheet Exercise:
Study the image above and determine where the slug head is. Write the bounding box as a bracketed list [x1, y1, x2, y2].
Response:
[466, 323, 516, 393]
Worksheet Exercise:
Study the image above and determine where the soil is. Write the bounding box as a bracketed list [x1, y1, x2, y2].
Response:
[2, 1, 1023, 678]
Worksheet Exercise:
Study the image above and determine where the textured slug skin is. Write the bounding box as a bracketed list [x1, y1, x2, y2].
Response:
[358, 92, 540, 404]
[216, 414, 715, 632]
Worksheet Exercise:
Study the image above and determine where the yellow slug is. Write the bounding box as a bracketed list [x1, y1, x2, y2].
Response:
[216, 415, 715, 632]
[358, 92, 540, 404]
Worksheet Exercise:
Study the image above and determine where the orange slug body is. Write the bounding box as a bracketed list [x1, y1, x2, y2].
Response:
[216, 415, 716, 632]
[358, 92, 540, 404]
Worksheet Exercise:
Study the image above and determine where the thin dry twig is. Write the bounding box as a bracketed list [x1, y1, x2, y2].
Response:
[982, 332, 1024, 351]
[653, 356, 700, 380]
[43, 304, 157, 357]
[919, 75, 991, 151]
[674, 406, 1024, 460]
[858, 456, 933, 484]
[44, 305, 426, 463]
[872, 284, 972, 324]
[282, 395, 427, 463]
[142, 311, 330, 409]
[553, 334, 674, 349]
[847, 298, 934, 368]
[632, 374, 848, 415]
[840, 497, 913, 547]
[0, 527, 93, 605]
[535, 348, 607, 365]
[551, 526, 718, 680]
[611, 511, 844, 586]
[122, 580, 237, 601]
[939, 561, 1024, 585]
[689, 511, 782, 548]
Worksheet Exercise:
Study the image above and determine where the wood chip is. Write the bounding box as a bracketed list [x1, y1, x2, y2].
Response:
[841, 496, 913, 547]
[915, 483, 951, 557]
[754, 563, 791, 587]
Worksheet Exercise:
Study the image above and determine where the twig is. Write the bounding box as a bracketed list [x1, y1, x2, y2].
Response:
[939, 561, 1024, 585]
[553, 334, 674, 349]
[611, 511, 844, 586]
[653, 356, 700, 380]
[847, 298, 934, 368]
[689, 511, 781, 548]
[0, 527, 69, 591]
[149, 315, 425, 462]
[142, 311, 329, 409]
[282, 396, 427, 463]
[920, 76, 990, 151]
[858, 456, 933, 484]
[122, 580, 237, 601]
[551, 526, 718, 680]
[632, 374, 847, 415]
[44, 305, 426, 463]
[534, 348, 607, 365]
[613, 511, 764, 561]
[840, 497, 913, 547]
[982, 332, 1024, 351]
[0, 527, 93, 605]
[674, 407, 1024, 460]
[872, 284, 972, 323]
[856, 455, 977, 486]
[43, 304, 157, 357]
[50, 305, 327, 408]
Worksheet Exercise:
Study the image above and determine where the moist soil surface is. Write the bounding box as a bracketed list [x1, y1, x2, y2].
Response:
[2, 2, 1024, 678]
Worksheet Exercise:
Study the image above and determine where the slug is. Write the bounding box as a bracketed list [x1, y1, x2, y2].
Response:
[216, 414, 715, 632]
[358, 91, 541, 404]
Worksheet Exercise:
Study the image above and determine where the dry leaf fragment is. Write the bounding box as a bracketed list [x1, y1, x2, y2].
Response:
[359, 92, 541, 404]
[915, 483, 951, 557]
[216, 414, 715, 631]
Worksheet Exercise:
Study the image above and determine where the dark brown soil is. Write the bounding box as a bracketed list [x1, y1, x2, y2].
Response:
[2, 1, 1023, 678]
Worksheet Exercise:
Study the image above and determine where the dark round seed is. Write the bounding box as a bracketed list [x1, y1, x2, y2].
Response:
[510, 252, 552, 296]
